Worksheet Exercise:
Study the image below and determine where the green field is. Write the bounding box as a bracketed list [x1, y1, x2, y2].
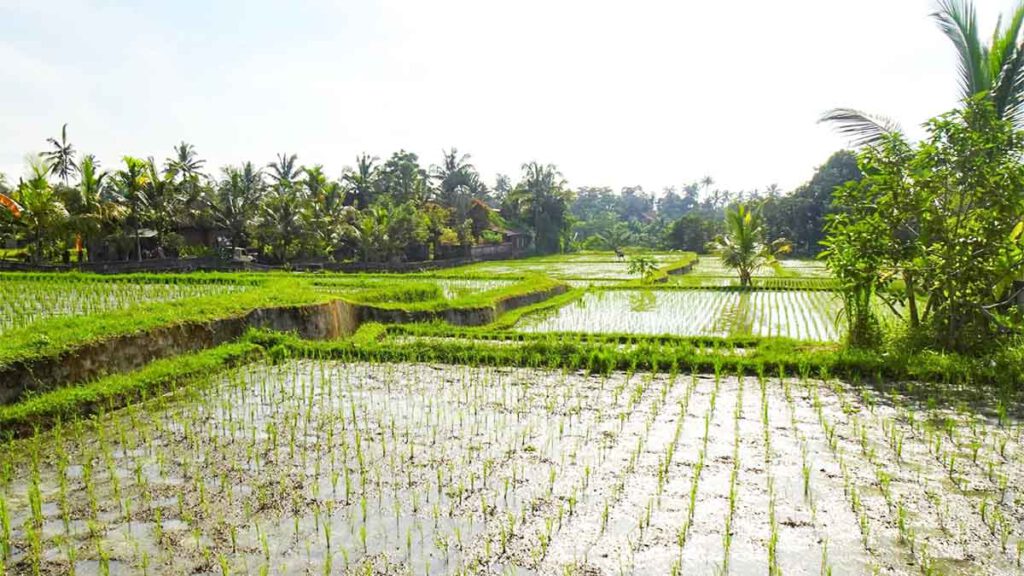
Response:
[0, 253, 1021, 576]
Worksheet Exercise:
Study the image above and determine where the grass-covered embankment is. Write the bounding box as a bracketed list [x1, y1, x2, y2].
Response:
[0, 341, 264, 437]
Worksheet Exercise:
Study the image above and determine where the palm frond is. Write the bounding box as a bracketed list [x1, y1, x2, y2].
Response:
[991, 1, 1024, 126]
[933, 0, 991, 99]
[819, 108, 904, 147]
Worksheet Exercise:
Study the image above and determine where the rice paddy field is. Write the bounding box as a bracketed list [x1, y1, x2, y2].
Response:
[3, 360, 1023, 575]
[441, 253, 686, 282]
[2, 252, 1018, 575]
[516, 290, 843, 341]
[0, 276, 254, 335]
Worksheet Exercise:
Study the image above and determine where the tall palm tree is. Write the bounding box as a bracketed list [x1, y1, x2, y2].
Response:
[211, 163, 265, 247]
[69, 155, 123, 261]
[42, 123, 78, 185]
[509, 162, 572, 254]
[342, 154, 379, 209]
[822, 0, 1024, 144]
[707, 204, 791, 287]
[267, 153, 301, 188]
[431, 148, 486, 222]
[700, 176, 714, 197]
[165, 142, 207, 204]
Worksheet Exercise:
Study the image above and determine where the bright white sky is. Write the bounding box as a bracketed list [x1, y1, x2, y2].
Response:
[0, 0, 1011, 195]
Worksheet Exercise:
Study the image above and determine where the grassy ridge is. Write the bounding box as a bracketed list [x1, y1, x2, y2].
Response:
[0, 270, 266, 286]
[0, 273, 568, 372]
[0, 279, 328, 370]
[4, 323, 1022, 437]
[0, 341, 263, 437]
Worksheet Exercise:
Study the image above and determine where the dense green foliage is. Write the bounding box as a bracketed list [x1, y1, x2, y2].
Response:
[826, 101, 1024, 351]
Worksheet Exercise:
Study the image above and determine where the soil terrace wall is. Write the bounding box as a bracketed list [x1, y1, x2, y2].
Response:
[0, 300, 359, 405]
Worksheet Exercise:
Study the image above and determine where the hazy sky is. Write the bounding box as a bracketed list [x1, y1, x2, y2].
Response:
[0, 0, 1010, 195]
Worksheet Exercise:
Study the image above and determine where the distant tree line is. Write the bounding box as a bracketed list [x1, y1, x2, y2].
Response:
[570, 151, 861, 256]
[0, 132, 574, 264]
[0, 126, 859, 265]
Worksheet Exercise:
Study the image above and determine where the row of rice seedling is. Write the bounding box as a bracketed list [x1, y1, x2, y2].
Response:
[737, 290, 843, 341]
[517, 290, 740, 338]
[3, 358, 1020, 574]
[0, 278, 251, 334]
[516, 289, 843, 341]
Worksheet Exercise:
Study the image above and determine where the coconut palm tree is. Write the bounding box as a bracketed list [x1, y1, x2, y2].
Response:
[69, 155, 123, 261]
[708, 204, 791, 287]
[509, 162, 572, 254]
[267, 153, 301, 188]
[15, 159, 68, 262]
[112, 156, 152, 261]
[211, 163, 265, 248]
[342, 154, 380, 209]
[42, 123, 78, 185]
[822, 0, 1024, 144]
[165, 142, 207, 204]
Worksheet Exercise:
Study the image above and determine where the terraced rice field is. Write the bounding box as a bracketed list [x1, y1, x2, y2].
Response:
[0, 278, 251, 335]
[311, 277, 516, 300]
[516, 290, 843, 341]
[448, 253, 685, 281]
[3, 360, 1021, 575]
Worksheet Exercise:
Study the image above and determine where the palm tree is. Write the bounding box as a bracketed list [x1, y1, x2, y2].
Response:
[342, 154, 379, 209]
[431, 148, 485, 223]
[701, 176, 714, 198]
[267, 153, 301, 188]
[15, 159, 68, 262]
[165, 142, 207, 204]
[256, 188, 305, 263]
[211, 163, 265, 247]
[42, 123, 78, 185]
[69, 155, 123, 261]
[707, 204, 791, 287]
[509, 162, 572, 254]
[822, 0, 1024, 144]
[113, 157, 152, 261]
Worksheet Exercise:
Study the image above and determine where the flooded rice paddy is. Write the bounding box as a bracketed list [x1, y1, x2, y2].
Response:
[2, 361, 1022, 575]
[516, 290, 843, 341]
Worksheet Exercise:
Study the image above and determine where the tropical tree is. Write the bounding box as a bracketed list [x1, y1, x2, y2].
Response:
[431, 148, 486, 223]
[627, 253, 658, 282]
[301, 166, 359, 258]
[42, 123, 78, 185]
[708, 204, 791, 287]
[211, 163, 264, 248]
[342, 154, 380, 209]
[823, 0, 1024, 144]
[357, 201, 428, 263]
[267, 153, 301, 188]
[825, 100, 1024, 351]
[165, 142, 207, 207]
[509, 162, 573, 254]
[255, 187, 306, 263]
[379, 151, 430, 205]
[112, 156, 152, 261]
[65, 154, 123, 260]
[594, 223, 634, 252]
[14, 159, 68, 262]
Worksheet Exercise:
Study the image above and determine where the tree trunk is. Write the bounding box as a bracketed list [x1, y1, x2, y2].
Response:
[135, 224, 142, 263]
[903, 269, 919, 328]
